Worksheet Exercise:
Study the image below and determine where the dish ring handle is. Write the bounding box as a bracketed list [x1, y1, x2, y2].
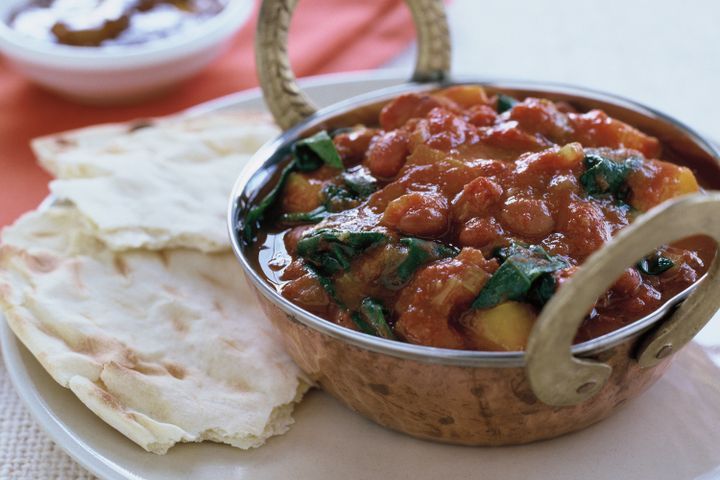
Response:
[527, 193, 720, 406]
[256, 0, 451, 130]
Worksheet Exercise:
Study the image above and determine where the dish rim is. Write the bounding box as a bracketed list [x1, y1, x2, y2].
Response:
[228, 77, 720, 368]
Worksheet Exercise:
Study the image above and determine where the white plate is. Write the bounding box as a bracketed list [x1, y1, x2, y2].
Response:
[3, 71, 720, 480]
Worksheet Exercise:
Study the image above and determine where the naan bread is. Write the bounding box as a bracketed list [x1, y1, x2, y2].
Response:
[32, 112, 278, 178]
[0, 207, 308, 454]
[31, 113, 279, 252]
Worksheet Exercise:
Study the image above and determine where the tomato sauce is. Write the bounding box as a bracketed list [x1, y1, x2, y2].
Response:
[247, 86, 716, 351]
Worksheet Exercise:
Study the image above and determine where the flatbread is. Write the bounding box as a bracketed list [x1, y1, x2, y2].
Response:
[32, 112, 278, 178]
[31, 113, 279, 252]
[0, 207, 308, 454]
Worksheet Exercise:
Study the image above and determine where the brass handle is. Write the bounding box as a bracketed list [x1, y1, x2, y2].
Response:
[255, 0, 451, 130]
[526, 193, 720, 406]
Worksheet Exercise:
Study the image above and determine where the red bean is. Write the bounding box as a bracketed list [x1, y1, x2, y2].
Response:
[280, 274, 331, 313]
[366, 130, 409, 178]
[283, 225, 313, 255]
[500, 197, 555, 237]
[333, 127, 378, 163]
[451, 176, 503, 222]
[381, 192, 449, 237]
[379, 93, 451, 130]
[559, 201, 612, 258]
[458, 217, 504, 252]
[466, 104, 497, 127]
[395, 248, 493, 349]
[509, 97, 572, 142]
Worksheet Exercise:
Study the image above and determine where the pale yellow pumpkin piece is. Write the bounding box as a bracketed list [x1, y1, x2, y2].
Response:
[461, 301, 537, 351]
[629, 160, 700, 211]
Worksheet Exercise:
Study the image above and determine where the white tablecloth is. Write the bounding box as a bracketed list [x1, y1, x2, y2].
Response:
[390, 0, 720, 141]
[0, 349, 94, 479]
[2, 0, 719, 477]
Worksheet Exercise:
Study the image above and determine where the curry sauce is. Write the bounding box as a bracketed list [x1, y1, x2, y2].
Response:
[245, 86, 716, 352]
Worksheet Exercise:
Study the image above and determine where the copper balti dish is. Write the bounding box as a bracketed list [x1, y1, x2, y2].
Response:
[228, 0, 720, 445]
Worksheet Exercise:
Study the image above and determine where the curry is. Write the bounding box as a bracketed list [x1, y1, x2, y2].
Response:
[244, 86, 715, 351]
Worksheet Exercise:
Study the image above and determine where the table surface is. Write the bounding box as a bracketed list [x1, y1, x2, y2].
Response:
[2, 1, 720, 478]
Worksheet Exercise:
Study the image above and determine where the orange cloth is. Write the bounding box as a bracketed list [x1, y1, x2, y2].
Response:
[0, 0, 416, 226]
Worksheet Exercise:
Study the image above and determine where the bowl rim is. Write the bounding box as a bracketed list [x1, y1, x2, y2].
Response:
[228, 77, 720, 368]
[0, 0, 253, 70]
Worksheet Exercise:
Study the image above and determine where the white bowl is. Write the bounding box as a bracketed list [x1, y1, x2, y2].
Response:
[0, 0, 253, 104]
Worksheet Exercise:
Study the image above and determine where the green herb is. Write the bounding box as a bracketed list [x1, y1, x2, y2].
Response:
[242, 161, 297, 244]
[296, 229, 388, 276]
[381, 238, 459, 290]
[322, 184, 359, 212]
[293, 130, 344, 171]
[244, 130, 342, 239]
[580, 154, 641, 201]
[494, 241, 533, 262]
[526, 273, 558, 308]
[280, 184, 359, 225]
[280, 206, 330, 225]
[497, 94, 519, 113]
[307, 262, 394, 340]
[637, 252, 674, 275]
[341, 168, 378, 197]
[307, 265, 378, 338]
[472, 243, 569, 309]
[243, 130, 345, 243]
[309, 260, 396, 340]
[358, 298, 395, 339]
[280, 168, 378, 226]
[351, 312, 376, 336]
[304, 264, 341, 305]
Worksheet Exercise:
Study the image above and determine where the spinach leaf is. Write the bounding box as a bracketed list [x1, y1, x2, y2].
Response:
[351, 312, 377, 336]
[280, 184, 360, 225]
[341, 168, 378, 197]
[382, 238, 459, 290]
[494, 241, 533, 262]
[472, 243, 569, 309]
[280, 206, 330, 225]
[304, 264, 342, 306]
[243, 131, 345, 242]
[322, 184, 359, 212]
[497, 94, 519, 113]
[358, 298, 396, 339]
[280, 169, 378, 226]
[307, 262, 395, 340]
[308, 260, 395, 340]
[296, 229, 388, 276]
[293, 130, 344, 171]
[526, 273, 558, 308]
[637, 252, 674, 275]
[242, 160, 297, 244]
[580, 154, 640, 200]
